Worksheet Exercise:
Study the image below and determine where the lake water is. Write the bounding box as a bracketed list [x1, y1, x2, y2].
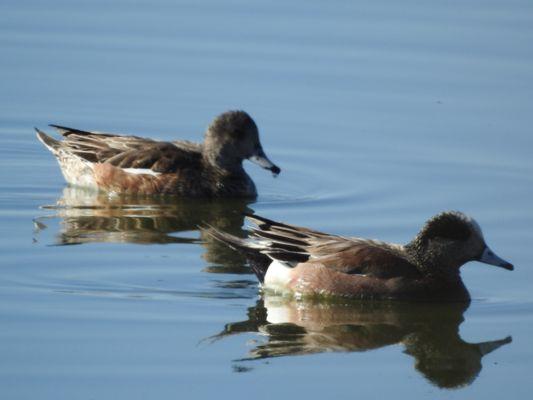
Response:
[1, 0, 533, 398]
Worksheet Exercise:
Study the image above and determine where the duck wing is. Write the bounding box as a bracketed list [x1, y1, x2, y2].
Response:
[245, 214, 421, 279]
[49, 125, 202, 173]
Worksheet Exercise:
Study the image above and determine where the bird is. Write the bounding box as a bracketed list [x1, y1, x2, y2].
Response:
[205, 211, 513, 301]
[36, 110, 280, 198]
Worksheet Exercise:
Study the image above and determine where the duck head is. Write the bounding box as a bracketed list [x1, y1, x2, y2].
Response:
[406, 211, 513, 276]
[204, 110, 280, 175]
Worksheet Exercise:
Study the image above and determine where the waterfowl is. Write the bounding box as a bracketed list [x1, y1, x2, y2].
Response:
[206, 211, 513, 301]
[36, 110, 280, 197]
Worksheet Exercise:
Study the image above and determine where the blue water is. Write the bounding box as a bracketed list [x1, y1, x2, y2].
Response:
[1, 0, 533, 398]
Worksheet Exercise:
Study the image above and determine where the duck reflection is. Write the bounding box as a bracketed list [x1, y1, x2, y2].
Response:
[213, 296, 511, 388]
[35, 186, 251, 271]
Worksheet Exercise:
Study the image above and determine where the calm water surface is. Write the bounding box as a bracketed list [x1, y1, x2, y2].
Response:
[1, 0, 533, 399]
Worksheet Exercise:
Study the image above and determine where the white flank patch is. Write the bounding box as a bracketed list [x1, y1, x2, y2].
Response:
[57, 150, 97, 189]
[122, 168, 161, 176]
[264, 260, 293, 289]
[264, 296, 292, 324]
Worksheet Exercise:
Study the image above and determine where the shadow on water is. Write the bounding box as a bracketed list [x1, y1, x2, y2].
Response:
[211, 296, 512, 389]
[33, 186, 252, 273]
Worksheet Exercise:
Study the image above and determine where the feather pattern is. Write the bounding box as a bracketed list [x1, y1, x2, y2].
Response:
[48, 126, 202, 173]
[212, 213, 422, 279]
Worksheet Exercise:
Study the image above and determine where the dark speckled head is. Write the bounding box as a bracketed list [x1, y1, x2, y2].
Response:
[204, 110, 280, 175]
[207, 110, 258, 142]
[407, 211, 513, 275]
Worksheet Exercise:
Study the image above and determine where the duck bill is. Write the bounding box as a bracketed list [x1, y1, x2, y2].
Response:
[248, 148, 281, 176]
[479, 247, 514, 271]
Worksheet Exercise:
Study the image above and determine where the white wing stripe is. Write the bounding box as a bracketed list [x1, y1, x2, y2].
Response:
[122, 168, 161, 176]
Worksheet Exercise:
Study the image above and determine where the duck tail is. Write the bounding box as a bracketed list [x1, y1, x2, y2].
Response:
[35, 127, 62, 154]
[202, 225, 270, 283]
[49, 124, 94, 137]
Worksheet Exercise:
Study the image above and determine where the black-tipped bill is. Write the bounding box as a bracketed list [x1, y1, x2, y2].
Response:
[248, 148, 281, 176]
[479, 247, 514, 271]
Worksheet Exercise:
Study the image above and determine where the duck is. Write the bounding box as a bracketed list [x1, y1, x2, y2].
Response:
[205, 211, 513, 301]
[35, 110, 280, 197]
